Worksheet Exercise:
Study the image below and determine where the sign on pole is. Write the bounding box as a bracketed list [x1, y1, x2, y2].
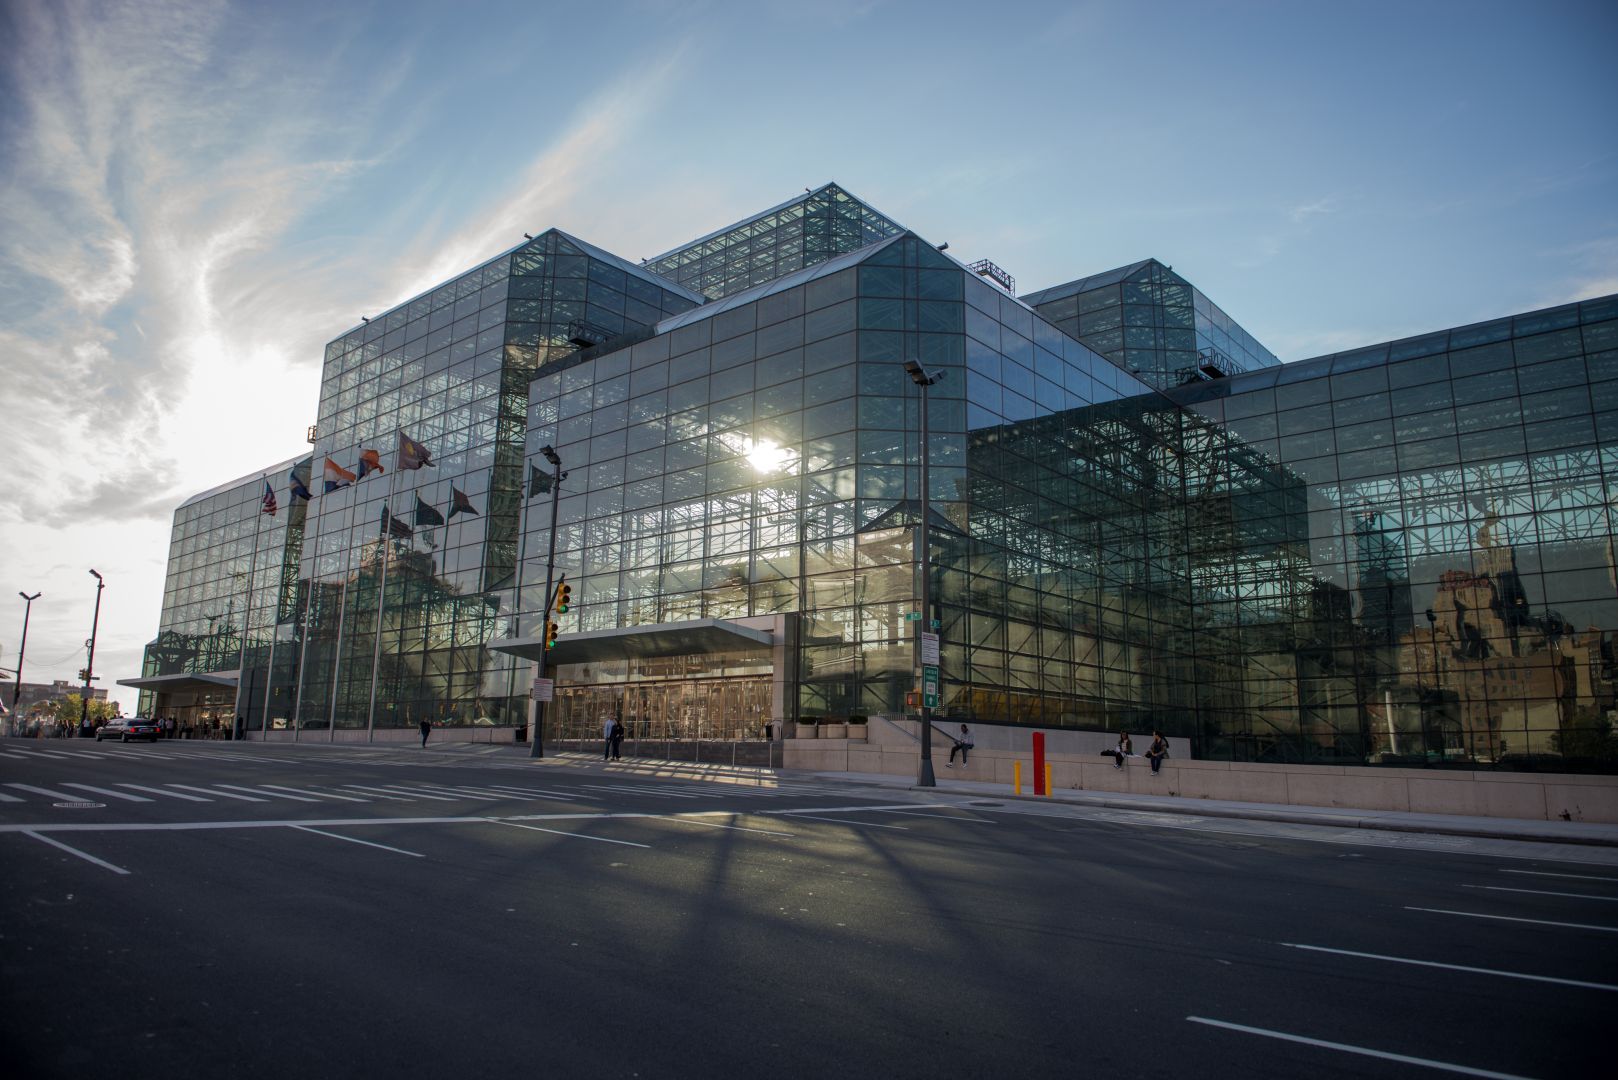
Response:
[530, 678, 554, 702]
[919, 631, 940, 666]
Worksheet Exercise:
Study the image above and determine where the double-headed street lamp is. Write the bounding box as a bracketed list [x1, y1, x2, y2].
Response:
[904, 359, 944, 788]
[14, 591, 41, 714]
[80, 570, 104, 737]
[529, 445, 565, 759]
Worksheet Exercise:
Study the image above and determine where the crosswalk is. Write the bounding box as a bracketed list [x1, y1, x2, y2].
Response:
[0, 775, 835, 810]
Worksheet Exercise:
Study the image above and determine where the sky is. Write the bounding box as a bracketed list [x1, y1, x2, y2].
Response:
[1, 0, 1614, 714]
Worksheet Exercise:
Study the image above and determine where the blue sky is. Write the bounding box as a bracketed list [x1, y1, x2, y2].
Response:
[2, 0, 1614, 711]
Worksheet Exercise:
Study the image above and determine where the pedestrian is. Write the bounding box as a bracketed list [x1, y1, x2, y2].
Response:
[166, 716, 177, 739]
[1146, 730, 1169, 775]
[419, 717, 431, 747]
[1112, 731, 1132, 769]
[609, 718, 625, 761]
[946, 723, 973, 767]
[602, 715, 615, 761]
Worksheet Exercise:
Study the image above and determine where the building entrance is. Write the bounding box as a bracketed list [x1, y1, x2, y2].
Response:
[552, 677, 773, 745]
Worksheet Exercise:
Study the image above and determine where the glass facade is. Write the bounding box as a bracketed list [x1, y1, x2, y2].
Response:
[137, 182, 1618, 771]
[1023, 258, 1280, 391]
[644, 183, 904, 299]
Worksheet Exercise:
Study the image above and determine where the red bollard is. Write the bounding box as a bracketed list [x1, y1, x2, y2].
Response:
[1033, 731, 1046, 796]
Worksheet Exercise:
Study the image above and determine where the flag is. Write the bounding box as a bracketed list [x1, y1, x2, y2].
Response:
[323, 457, 356, 492]
[414, 493, 445, 527]
[381, 506, 414, 539]
[448, 486, 480, 520]
[398, 430, 434, 471]
[528, 462, 552, 497]
[357, 448, 385, 479]
[288, 464, 312, 501]
[261, 480, 277, 516]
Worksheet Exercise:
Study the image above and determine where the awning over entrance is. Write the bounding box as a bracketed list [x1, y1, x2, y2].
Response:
[488, 618, 773, 667]
[118, 671, 240, 693]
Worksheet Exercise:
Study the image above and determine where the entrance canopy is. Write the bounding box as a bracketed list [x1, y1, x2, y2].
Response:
[118, 671, 239, 693]
[489, 618, 772, 667]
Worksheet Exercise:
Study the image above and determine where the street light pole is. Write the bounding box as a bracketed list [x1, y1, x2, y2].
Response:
[529, 445, 565, 759]
[14, 591, 40, 714]
[81, 570, 104, 737]
[904, 360, 944, 788]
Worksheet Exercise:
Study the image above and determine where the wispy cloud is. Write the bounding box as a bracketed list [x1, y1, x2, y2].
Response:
[1287, 196, 1339, 224]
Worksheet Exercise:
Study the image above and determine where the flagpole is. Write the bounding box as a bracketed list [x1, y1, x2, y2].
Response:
[235, 474, 270, 740]
[364, 443, 404, 741]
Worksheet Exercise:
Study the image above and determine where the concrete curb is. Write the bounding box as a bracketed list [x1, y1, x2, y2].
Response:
[895, 783, 1618, 847]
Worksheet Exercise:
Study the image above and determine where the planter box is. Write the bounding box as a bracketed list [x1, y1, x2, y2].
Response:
[796, 724, 818, 739]
[822, 723, 848, 740]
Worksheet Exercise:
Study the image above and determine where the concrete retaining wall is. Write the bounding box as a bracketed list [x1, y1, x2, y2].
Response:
[783, 718, 1618, 824]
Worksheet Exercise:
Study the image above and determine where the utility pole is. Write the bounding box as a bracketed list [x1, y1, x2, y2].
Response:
[904, 360, 943, 788]
[14, 591, 40, 713]
[80, 570, 103, 737]
[529, 446, 566, 759]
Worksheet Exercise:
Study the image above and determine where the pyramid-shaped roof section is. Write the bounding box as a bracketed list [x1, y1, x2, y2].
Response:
[547, 229, 706, 305]
[1020, 258, 1163, 308]
[655, 232, 911, 334]
[643, 182, 908, 299]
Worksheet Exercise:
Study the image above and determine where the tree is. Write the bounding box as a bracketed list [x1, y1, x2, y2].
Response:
[49, 694, 119, 727]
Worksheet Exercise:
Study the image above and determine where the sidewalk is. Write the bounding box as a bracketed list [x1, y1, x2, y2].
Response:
[798, 767, 1618, 848]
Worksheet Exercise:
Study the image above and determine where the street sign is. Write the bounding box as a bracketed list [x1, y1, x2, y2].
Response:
[919, 631, 939, 666]
[904, 611, 921, 621]
[922, 665, 940, 709]
[530, 678, 554, 702]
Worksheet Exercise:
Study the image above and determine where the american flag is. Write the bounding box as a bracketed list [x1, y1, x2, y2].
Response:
[261, 479, 277, 516]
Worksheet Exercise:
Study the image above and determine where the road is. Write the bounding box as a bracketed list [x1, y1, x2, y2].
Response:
[1, 739, 1612, 1079]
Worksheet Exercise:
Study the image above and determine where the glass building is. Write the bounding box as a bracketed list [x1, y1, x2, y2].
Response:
[130, 184, 1618, 771]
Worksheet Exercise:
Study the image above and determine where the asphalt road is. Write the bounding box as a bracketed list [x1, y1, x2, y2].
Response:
[1, 739, 1612, 1079]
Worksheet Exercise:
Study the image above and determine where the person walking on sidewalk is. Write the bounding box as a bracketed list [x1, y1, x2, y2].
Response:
[1146, 730, 1169, 774]
[1112, 731, 1132, 769]
[609, 717, 625, 761]
[946, 724, 973, 768]
[419, 718, 432, 747]
[602, 715, 615, 761]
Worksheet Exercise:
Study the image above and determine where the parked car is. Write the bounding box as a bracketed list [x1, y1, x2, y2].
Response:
[96, 716, 159, 743]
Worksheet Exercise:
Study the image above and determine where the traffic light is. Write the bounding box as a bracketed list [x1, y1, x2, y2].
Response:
[544, 620, 560, 650]
[78, 669, 88, 682]
[555, 581, 571, 614]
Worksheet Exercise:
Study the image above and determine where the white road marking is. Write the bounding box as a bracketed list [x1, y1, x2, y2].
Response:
[1500, 868, 1618, 883]
[216, 784, 321, 803]
[580, 783, 699, 799]
[116, 783, 211, 802]
[486, 785, 600, 801]
[23, 830, 129, 875]
[359, 786, 460, 802]
[662, 815, 795, 838]
[6, 782, 88, 801]
[0, 751, 28, 760]
[0, 790, 22, 802]
[1280, 942, 1618, 992]
[775, 813, 909, 830]
[262, 785, 370, 803]
[441, 785, 541, 800]
[12, 748, 76, 759]
[1185, 1016, 1534, 1079]
[408, 785, 498, 801]
[868, 807, 998, 824]
[61, 783, 153, 803]
[1405, 906, 1618, 933]
[340, 785, 417, 801]
[167, 784, 268, 802]
[290, 825, 423, 857]
[1462, 884, 1618, 902]
[490, 819, 651, 848]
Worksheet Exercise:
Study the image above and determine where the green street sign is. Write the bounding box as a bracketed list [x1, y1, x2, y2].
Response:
[904, 612, 921, 621]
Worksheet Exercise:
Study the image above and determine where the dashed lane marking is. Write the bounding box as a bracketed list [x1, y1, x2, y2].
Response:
[1280, 942, 1618, 992]
[489, 819, 651, 848]
[1185, 1016, 1535, 1080]
[1461, 884, 1618, 902]
[290, 825, 424, 857]
[339, 785, 417, 802]
[167, 784, 268, 802]
[1405, 906, 1618, 933]
[22, 830, 129, 875]
[260, 785, 371, 803]
[115, 783, 211, 802]
[1499, 868, 1618, 883]
[6, 783, 88, 801]
[216, 784, 322, 803]
[61, 783, 153, 803]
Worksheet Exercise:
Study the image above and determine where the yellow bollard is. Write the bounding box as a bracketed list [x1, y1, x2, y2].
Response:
[1013, 760, 1021, 795]
[1045, 761, 1053, 797]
